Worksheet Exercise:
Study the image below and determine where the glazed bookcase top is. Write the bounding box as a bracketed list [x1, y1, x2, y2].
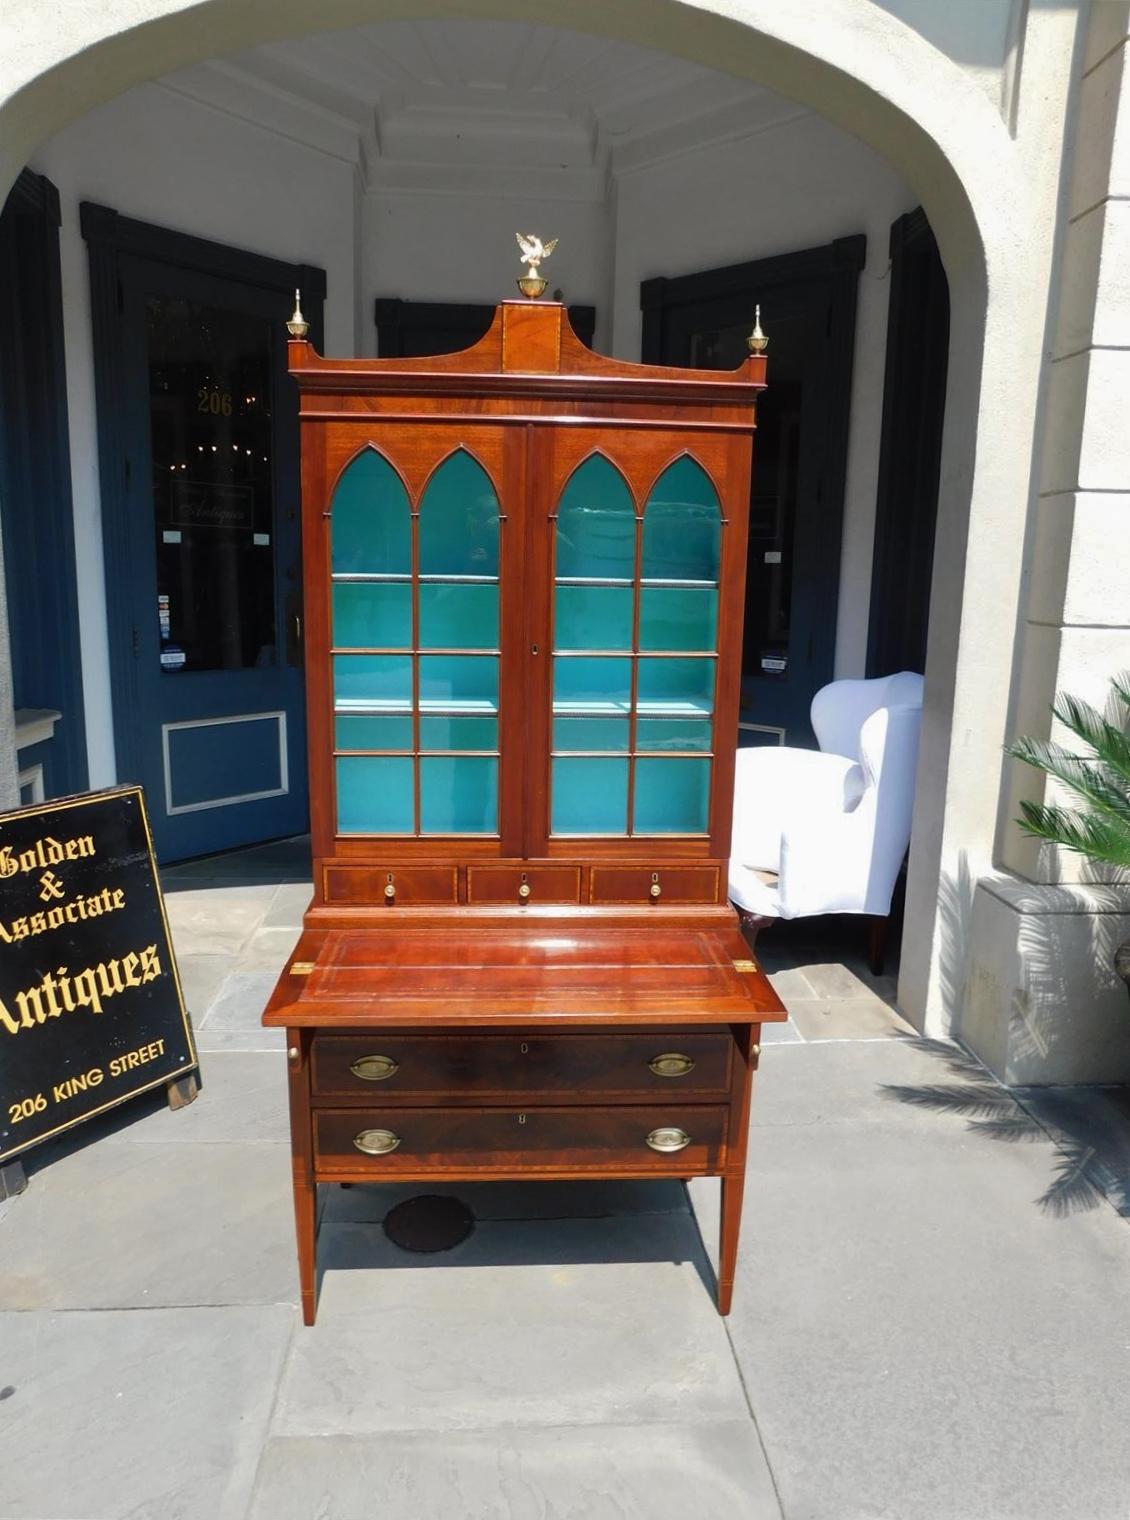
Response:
[289, 300, 766, 917]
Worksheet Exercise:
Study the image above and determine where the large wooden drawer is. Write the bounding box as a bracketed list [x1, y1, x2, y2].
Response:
[467, 865, 581, 905]
[310, 1030, 734, 1100]
[323, 864, 457, 906]
[314, 1103, 729, 1175]
[589, 865, 720, 905]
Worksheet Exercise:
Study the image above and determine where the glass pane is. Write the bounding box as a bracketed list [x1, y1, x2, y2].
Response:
[554, 585, 633, 651]
[636, 717, 713, 753]
[642, 457, 721, 584]
[419, 654, 498, 712]
[553, 716, 630, 752]
[333, 654, 412, 712]
[418, 583, 499, 649]
[419, 451, 500, 578]
[336, 756, 413, 833]
[553, 656, 632, 714]
[332, 582, 411, 649]
[146, 296, 276, 672]
[552, 757, 629, 834]
[331, 449, 410, 576]
[639, 588, 718, 652]
[335, 714, 413, 750]
[633, 758, 711, 833]
[637, 657, 715, 716]
[420, 756, 498, 833]
[419, 716, 497, 750]
[555, 456, 636, 581]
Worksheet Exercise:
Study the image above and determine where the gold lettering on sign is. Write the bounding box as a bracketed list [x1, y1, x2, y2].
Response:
[0, 834, 96, 878]
[0, 886, 126, 945]
[0, 944, 163, 1036]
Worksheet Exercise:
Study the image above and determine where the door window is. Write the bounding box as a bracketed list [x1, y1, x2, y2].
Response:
[147, 298, 277, 673]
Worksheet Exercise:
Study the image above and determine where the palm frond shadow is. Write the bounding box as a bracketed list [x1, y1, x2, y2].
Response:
[881, 1037, 1127, 1218]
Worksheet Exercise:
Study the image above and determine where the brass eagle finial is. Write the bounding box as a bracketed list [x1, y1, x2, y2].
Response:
[515, 233, 558, 299]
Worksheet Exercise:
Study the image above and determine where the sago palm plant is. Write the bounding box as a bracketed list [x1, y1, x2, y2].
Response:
[1008, 677, 1130, 872]
[1008, 675, 1130, 991]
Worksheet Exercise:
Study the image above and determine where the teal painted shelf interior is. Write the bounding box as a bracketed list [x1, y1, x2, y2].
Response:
[551, 454, 720, 837]
[328, 446, 722, 838]
[330, 448, 501, 834]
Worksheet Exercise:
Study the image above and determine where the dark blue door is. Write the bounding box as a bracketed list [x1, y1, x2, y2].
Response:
[117, 258, 308, 859]
[641, 238, 864, 748]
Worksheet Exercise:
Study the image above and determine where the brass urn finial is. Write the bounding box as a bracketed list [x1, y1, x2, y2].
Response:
[746, 304, 768, 354]
[287, 289, 309, 338]
[516, 233, 558, 299]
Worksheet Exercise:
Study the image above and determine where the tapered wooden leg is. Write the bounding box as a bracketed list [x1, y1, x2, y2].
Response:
[286, 1029, 318, 1325]
[718, 1171, 746, 1315]
[292, 1164, 317, 1326]
[867, 914, 889, 976]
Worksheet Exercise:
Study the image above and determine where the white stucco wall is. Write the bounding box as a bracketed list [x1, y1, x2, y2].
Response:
[30, 82, 358, 786]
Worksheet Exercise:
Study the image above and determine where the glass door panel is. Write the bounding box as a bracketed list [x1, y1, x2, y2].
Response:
[550, 453, 721, 836]
[331, 446, 501, 835]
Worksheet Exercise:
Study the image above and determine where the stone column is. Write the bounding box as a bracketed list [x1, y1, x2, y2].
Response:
[960, 4, 1130, 1083]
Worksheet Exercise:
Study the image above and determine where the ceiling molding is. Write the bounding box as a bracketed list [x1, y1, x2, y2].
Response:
[155, 20, 805, 195]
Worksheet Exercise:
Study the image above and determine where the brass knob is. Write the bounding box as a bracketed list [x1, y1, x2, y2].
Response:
[350, 1054, 399, 1082]
[752, 1043, 761, 1058]
[518, 882, 531, 900]
[649, 882, 661, 900]
[384, 882, 396, 900]
[353, 1128, 400, 1156]
[287, 1046, 299, 1064]
[646, 1126, 691, 1154]
[649, 1052, 695, 1078]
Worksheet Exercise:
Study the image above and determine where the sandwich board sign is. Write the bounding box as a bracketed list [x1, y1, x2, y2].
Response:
[0, 785, 197, 1165]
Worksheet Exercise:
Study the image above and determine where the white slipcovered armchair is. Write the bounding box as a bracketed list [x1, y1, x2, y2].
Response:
[728, 672, 924, 968]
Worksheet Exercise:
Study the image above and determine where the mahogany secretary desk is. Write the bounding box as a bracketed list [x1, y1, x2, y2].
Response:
[262, 294, 786, 1325]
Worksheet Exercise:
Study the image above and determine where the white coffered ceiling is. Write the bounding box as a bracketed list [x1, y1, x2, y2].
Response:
[158, 19, 808, 197]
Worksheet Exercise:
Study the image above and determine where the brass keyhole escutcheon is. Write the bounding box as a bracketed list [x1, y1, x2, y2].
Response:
[649, 871, 661, 900]
[518, 1113, 527, 1125]
[384, 872, 396, 902]
[353, 1128, 400, 1156]
[520, 1041, 529, 1054]
[649, 1052, 695, 1078]
[350, 1054, 399, 1082]
[518, 872, 531, 902]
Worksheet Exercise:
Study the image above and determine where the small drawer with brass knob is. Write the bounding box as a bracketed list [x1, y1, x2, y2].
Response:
[322, 864, 457, 906]
[466, 866, 580, 905]
[589, 866, 720, 905]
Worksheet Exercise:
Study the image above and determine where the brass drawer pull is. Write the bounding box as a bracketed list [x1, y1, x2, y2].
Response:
[350, 1054, 399, 1082]
[353, 1128, 401, 1156]
[518, 882, 531, 901]
[646, 1126, 691, 1154]
[649, 871, 661, 900]
[649, 1052, 695, 1078]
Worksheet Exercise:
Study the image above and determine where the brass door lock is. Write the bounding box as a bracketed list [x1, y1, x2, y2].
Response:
[384, 872, 396, 901]
[518, 873, 531, 902]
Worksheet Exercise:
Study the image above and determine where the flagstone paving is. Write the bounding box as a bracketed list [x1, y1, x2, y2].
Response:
[1, 839, 1129, 1519]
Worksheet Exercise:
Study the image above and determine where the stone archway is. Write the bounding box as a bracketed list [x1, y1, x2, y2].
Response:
[0, 0, 1079, 1037]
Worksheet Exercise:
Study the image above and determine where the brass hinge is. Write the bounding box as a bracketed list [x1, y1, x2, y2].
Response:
[291, 960, 315, 976]
[733, 958, 758, 973]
